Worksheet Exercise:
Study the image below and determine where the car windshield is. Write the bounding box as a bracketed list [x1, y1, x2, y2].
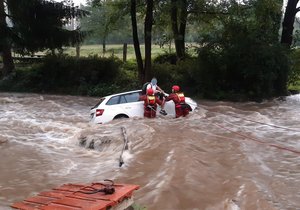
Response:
[91, 97, 105, 109]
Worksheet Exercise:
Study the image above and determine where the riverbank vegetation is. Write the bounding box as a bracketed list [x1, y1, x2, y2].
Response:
[1, 47, 299, 100]
[1, 0, 300, 101]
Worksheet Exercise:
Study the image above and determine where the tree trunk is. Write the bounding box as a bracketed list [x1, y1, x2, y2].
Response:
[102, 39, 106, 55]
[76, 43, 80, 58]
[171, 0, 182, 58]
[144, 0, 153, 82]
[1, 45, 14, 76]
[171, 0, 187, 60]
[281, 0, 299, 47]
[130, 0, 144, 84]
[178, 0, 187, 57]
[0, 0, 14, 77]
[123, 43, 127, 62]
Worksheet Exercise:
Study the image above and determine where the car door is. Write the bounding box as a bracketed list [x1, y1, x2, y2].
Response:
[118, 91, 144, 118]
[104, 95, 124, 122]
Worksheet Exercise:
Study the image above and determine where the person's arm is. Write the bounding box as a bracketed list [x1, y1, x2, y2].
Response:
[139, 95, 145, 101]
[165, 94, 173, 102]
[156, 85, 164, 93]
[156, 97, 163, 106]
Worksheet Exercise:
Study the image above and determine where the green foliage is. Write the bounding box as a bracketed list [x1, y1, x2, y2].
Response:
[151, 57, 199, 94]
[193, 0, 290, 100]
[7, 0, 88, 54]
[0, 55, 124, 95]
[153, 53, 177, 64]
[81, 0, 132, 45]
[0, 55, 143, 96]
[289, 49, 300, 88]
[0, 64, 42, 92]
[38, 54, 121, 92]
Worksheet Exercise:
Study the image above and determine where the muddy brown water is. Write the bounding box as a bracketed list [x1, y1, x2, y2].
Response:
[0, 92, 299, 210]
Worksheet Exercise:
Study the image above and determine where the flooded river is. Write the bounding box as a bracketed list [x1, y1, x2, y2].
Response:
[0, 92, 299, 210]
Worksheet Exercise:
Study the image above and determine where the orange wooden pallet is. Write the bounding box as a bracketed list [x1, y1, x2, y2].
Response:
[11, 181, 139, 210]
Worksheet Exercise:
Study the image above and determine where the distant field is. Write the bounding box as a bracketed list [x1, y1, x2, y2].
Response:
[62, 44, 177, 59]
[9, 43, 198, 60]
[62, 43, 199, 59]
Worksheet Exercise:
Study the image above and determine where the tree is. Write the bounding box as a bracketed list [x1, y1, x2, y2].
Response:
[82, 0, 128, 54]
[281, 0, 300, 47]
[0, 0, 87, 78]
[158, 0, 208, 60]
[130, 0, 144, 83]
[0, 0, 14, 77]
[171, 0, 187, 59]
[144, 0, 154, 81]
[194, 0, 289, 99]
[7, 0, 87, 53]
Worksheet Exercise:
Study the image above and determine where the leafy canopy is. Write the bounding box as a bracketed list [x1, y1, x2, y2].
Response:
[7, 0, 88, 54]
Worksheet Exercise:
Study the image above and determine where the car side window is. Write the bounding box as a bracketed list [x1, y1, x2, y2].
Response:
[124, 92, 140, 103]
[106, 96, 120, 105]
[119, 95, 127, 104]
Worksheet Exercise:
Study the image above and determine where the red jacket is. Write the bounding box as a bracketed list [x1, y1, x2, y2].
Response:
[166, 92, 189, 118]
[165, 92, 185, 104]
[140, 94, 162, 107]
[139, 94, 163, 118]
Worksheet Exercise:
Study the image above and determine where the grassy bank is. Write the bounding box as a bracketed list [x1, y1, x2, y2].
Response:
[21, 44, 197, 60]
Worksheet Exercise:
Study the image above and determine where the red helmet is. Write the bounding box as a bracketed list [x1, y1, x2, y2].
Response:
[147, 88, 154, 95]
[172, 85, 180, 92]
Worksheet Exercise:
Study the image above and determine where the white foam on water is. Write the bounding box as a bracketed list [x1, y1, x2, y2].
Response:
[286, 94, 300, 103]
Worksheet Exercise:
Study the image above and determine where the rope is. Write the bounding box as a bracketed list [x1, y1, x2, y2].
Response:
[77, 180, 115, 195]
[211, 122, 300, 155]
[206, 110, 300, 132]
[229, 115, 300, 132]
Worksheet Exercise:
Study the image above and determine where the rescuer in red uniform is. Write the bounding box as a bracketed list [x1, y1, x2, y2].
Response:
[165, 85, 192, 118]
[139, 88, 163, 118]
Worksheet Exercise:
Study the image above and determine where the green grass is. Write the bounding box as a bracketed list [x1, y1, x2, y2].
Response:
[62, 44, 176, 59]
[61, 43, 198, 59]
[289, 81, 300, 91]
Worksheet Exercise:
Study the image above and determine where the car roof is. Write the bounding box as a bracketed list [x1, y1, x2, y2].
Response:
[104, 90, 142, 98]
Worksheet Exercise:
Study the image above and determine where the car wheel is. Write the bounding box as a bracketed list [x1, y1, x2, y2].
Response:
[113, 114, 129, 120]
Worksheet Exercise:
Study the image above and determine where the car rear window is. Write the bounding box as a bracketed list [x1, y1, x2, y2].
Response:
[106, 96, 120, 105]
[91, 97, 105, 109]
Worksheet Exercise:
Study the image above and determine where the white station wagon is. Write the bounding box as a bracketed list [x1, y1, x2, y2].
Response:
[90, 90, 198, 124]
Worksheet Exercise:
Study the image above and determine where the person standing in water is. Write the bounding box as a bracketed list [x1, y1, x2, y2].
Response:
[142, 77, 167, 115]
[165, 85, 192, 118]
[139, 88, 163, 118]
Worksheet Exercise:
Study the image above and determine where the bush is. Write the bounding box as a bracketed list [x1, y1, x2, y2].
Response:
[0, 54, 137, 96]
[151, 58, 199, 95]
[289, 49, 300, 89]
[37, 54, 121, 92]
[192, 2, 290, 100]
[153, 53, 177, 65]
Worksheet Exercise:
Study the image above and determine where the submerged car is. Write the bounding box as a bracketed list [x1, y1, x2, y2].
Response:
[90, 90, 197, 124]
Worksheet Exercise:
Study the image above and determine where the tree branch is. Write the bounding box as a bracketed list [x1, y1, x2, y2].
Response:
[296, 7, 300, 13]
